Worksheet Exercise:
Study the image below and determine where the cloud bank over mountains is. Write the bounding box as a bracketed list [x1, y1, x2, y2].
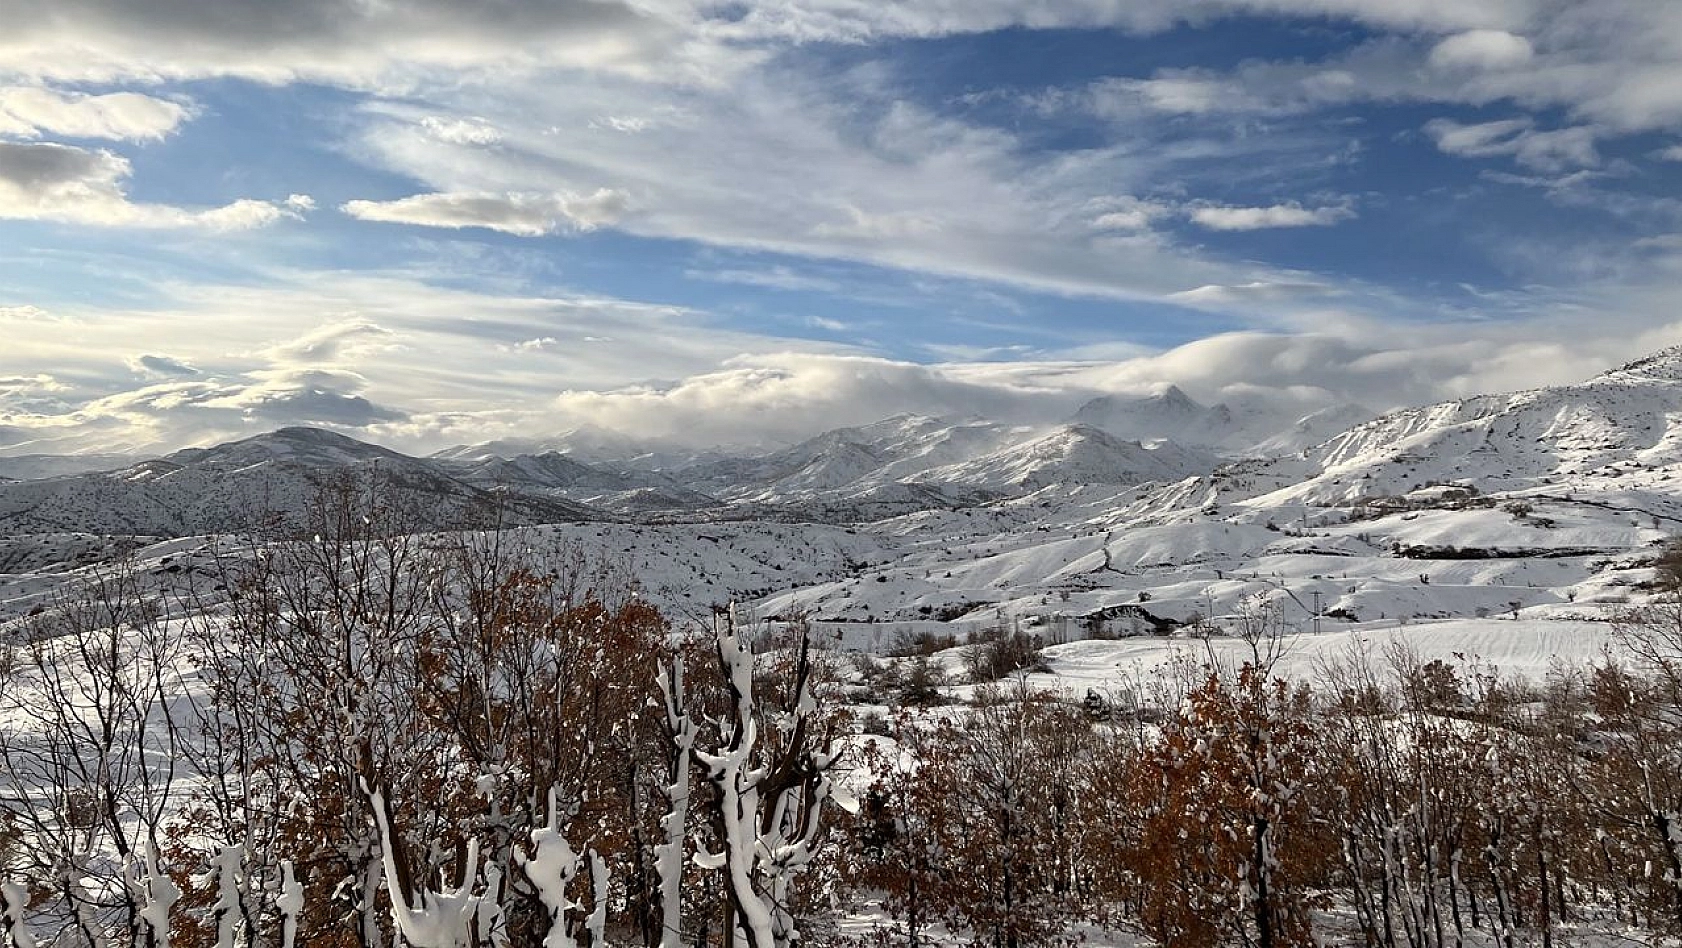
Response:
[4, 267, 1677, 455]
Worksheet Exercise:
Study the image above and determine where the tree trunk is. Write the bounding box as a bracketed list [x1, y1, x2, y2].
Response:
[1446, 845, 1464, 948]
[1657, 809, 1682, 933]
[1255, 814, 1274, 948]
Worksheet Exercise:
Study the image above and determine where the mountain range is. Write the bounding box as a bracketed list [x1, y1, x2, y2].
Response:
[0, 384, 1346, 534]
[2, 349, 1681, 555]
[7, 347, 1682, 677]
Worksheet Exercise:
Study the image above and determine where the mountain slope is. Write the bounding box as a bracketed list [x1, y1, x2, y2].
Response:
[1279, 346, 1682, 504]
[906, 424, 1219, 492]
[1072, 386, 1223, 444]
[0, 428, 600, 536]
[1247, 403, 1375, 456]
[0, 453, 141, 481]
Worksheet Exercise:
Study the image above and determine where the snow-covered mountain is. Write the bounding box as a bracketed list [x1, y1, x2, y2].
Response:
[439, 450, 711, 510]
[687, 415, 1015, 501]
[11, 345, 1682, 670]
[0, 453, 141, 481]
[0, 427, 598, 537]
[672, 414, 1221, 516]
[1070, 385, 1316, 453]
[20, 341, 1682, 538]
[1072, 386, 1219, 441]
[432, 424, 731, 471]
[902, 424, 1217, 492]
[1153, 344, 1682, 514]
[1247, 403, 1376, 456]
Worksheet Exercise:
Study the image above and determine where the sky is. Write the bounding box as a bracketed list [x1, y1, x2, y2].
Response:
[3, 0, 1682, 456]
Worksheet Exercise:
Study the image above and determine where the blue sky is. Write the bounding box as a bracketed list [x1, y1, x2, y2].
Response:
[3, 0, 1682, 453]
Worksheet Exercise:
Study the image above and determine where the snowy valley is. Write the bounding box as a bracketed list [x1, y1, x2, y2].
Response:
[7, 348, 1682, 947]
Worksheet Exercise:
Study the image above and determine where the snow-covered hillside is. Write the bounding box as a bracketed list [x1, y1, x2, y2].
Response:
[1070, 385, 1369, 455]
[0, 453, 140, 480]
[9, 347, 1682, 687]
[13, 347, 1682, 948]
[0, 427, 597, 536]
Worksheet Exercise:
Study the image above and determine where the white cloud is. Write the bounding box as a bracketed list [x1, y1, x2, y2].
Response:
[60, 370, 409, 437]
[260, 318, 396, 366]
[547, 352, 1063, 445]
[347, 72, 1295, 304]
[1428, 30, 1534, 71]
[0, 86, 189, 141]
[0, 141, 308, 229]
[0, 269, 871, 453]
[127, 353, 199, 377]
[0, 0, 691, 87]
[1062, 6, 1682, 138]
[1076, 48, 1409, 120]
[0, 0, 1542, 94]
[1089, 323, 1661, 410]
[589, 115, 653, 133]
[7, 0, 1682, 459]
[8, 260, 1682, 456]
[1187, 201, 1356, 230]
[1169, 281, 1337, 306]
[0, 0, 1676, 144]
[0, 373, 67, 399]
[1424, 117, 1599, 171]
[692, 266, 842, 293]
[1479, 168, 1605, 192]
[508, 336, 560, 352]
[341, 189, 629, 235]
[419, 116, 502, 146]
[197, 368, 409, 426]
[1426, 116, 1529, 153]
[703, 0, 1537, 46]
[191, 200, 299, 231]
[1102, 74, 1239, 115]
[1088, 196, 1172, 231]
[1091, 209, 1158, 231]
[0, 304, 60, 321]
[522, 314, 1682, 449]
[812, 204, 944, 239]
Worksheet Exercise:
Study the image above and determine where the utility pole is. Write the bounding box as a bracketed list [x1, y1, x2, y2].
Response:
[1311, 590, 1322, 635]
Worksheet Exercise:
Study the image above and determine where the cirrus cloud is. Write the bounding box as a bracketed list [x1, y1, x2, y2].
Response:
[1424, 117, 1600, 171]
[341, 189, 629, 235]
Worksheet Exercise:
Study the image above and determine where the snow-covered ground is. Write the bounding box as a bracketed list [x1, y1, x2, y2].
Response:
[11, 350, 1682, 947]
[8, 347, 1682, 724]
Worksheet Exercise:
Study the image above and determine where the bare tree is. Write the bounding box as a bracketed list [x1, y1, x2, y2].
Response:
[0, 563, 188, 947]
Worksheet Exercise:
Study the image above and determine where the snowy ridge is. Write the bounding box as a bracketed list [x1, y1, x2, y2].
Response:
[902, 424, 1216, 492]
[0, 453, 140, 480]
[0, 427, 599, 537]
[1246, 403, 1375, 456]
[1070, 384, 1333, 453]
